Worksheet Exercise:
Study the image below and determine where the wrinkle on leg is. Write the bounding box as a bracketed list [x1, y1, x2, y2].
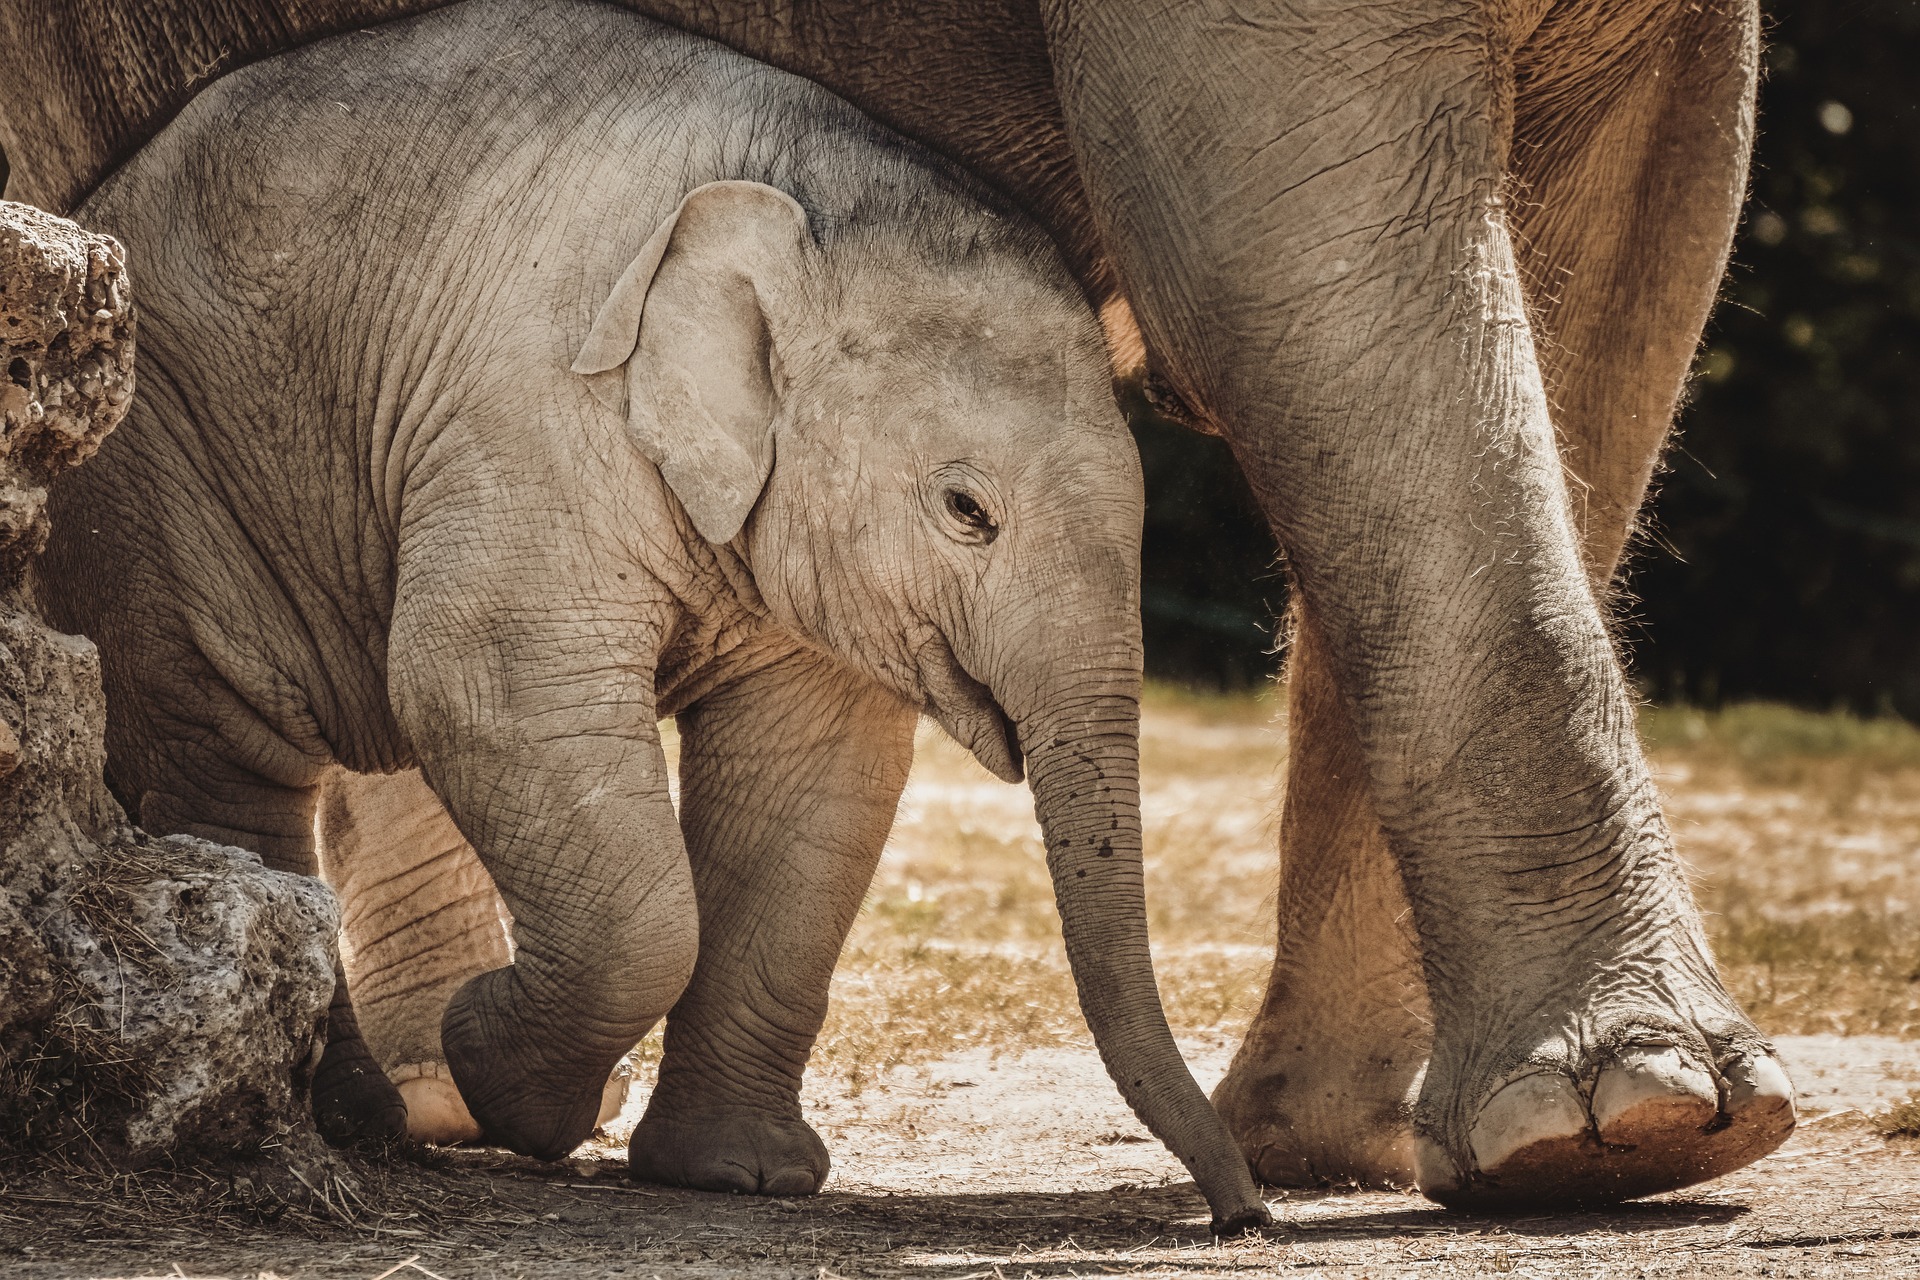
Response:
[321, 768, 512, 1074]
[1215, 614, 1426, 1188]
[1394, 0, 1793, 1205]
[631, 650, 915, 1196]
[390, 520, 698, 1162]
[318, 768, 636, 1145]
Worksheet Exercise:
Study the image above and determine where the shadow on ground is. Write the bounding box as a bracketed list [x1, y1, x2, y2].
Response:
[4, 1127, 1918, 1280]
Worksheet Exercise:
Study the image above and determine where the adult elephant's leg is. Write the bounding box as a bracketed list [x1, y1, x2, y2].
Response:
[1511, 0, 1757, 579]
[1044, 0, 1789, 1204]
[1214, 0, 1782, 1194]
[1482, 0, 1792, 1186]
[631, 650, 915, 1195]
[1211, 619, 1426, 1188]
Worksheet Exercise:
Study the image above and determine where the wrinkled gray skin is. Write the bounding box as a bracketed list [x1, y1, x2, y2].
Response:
[35, 2, 1267, 1226]
[4, 0, 1794, 1211]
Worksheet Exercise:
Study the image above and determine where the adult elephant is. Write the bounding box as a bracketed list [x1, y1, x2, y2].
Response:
[0, 0, 1790, 1206]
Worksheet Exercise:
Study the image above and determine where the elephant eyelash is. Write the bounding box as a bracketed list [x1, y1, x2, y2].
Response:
[943, 487, 999, 542]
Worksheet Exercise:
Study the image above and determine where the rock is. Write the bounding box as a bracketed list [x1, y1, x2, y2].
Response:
[0, 200, 340, 1173]
[0, 200, 134, 577]
[27, 828, 339, 1161]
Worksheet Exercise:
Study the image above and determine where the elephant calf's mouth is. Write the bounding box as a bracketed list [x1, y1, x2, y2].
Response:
[917, 643, 1023, 783]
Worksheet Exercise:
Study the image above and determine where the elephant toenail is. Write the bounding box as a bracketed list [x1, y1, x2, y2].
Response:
[1467, 1071, 1589, 1172]
[394, 1067, 482, 1145]
[1723, 1053, 1796, 1123]
[596, 1068, 632, 1129]
[1412, 1134, 1462, 1195]
[1592, 1046, 1717, 1144]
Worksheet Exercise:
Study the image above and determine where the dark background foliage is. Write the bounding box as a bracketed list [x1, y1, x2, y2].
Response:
[1127, 384, 1283, 691]
[1137, 0, 1920, 716]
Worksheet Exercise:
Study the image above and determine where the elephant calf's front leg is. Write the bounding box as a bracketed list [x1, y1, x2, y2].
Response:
[318, 768, 631, 1144]
[631, 653, 916, 1195]
[392, 558, 701, 1160]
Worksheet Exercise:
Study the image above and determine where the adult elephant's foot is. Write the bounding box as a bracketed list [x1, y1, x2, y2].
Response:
[1413, 1003, 1796, 1208]
[628, 1107, 829, 1195]
[1211, 943, 1427, 1188]
[1213, 1034, 1421, 1189]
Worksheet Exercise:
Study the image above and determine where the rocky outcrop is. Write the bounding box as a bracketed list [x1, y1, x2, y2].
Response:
[0, 200, 340, 1167]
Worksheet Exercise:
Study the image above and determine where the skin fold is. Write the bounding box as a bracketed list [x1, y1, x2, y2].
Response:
[31, 1, 1266, 1228]
[4, 0, 1794, 1209]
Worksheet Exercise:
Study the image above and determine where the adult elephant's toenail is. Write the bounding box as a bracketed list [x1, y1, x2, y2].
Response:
[597, 1066, 632, 1129]
[1592, 1046, 1717, 1145]
[1413, 1133, 1462, 1196]
[1467, 1071, 1589, 1173]
[1723, 1053, 1796, 1126]
[1725, 1052, 1794, 1110]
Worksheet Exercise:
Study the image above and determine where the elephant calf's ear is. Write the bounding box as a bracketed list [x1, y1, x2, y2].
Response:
[572, 181, 811, 544]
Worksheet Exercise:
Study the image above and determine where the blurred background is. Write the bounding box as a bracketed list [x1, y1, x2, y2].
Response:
[1137, 0, 1920, 717]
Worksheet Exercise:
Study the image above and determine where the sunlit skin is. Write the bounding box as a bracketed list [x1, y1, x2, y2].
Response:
[34, 1, 1266, 1226]
[0, 0, 1792, 1209]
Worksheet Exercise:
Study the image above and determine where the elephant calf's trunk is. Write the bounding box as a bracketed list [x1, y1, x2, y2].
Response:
[1023, 704, 1269, 1235]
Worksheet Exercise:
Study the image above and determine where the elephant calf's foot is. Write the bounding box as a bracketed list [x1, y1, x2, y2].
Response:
[1415, 1024, 1795, 1208]
[392, 1060, 632, 1146]
[312, 1032, 409, 1146]
[441, 984, 619, 1160]
[629, 1108, 829, 1195]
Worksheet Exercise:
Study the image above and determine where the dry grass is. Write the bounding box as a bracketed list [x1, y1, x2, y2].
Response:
[776, 691, 1920, 1095]
[1646, 703, 1920, 1036]
[1873, 1094, 1920, 1138]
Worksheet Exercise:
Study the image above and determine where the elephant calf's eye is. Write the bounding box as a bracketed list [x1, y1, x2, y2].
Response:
[944, 488, 999, 542]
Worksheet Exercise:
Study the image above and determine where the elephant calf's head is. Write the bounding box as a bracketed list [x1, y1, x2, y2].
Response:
[573, 178, 1144, 779]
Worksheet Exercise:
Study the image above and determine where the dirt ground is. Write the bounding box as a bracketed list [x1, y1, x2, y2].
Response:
[6, 691, 1920, 1278]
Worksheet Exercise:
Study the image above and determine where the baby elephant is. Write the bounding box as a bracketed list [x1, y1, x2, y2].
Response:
[39, 0, 1265, 1229]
